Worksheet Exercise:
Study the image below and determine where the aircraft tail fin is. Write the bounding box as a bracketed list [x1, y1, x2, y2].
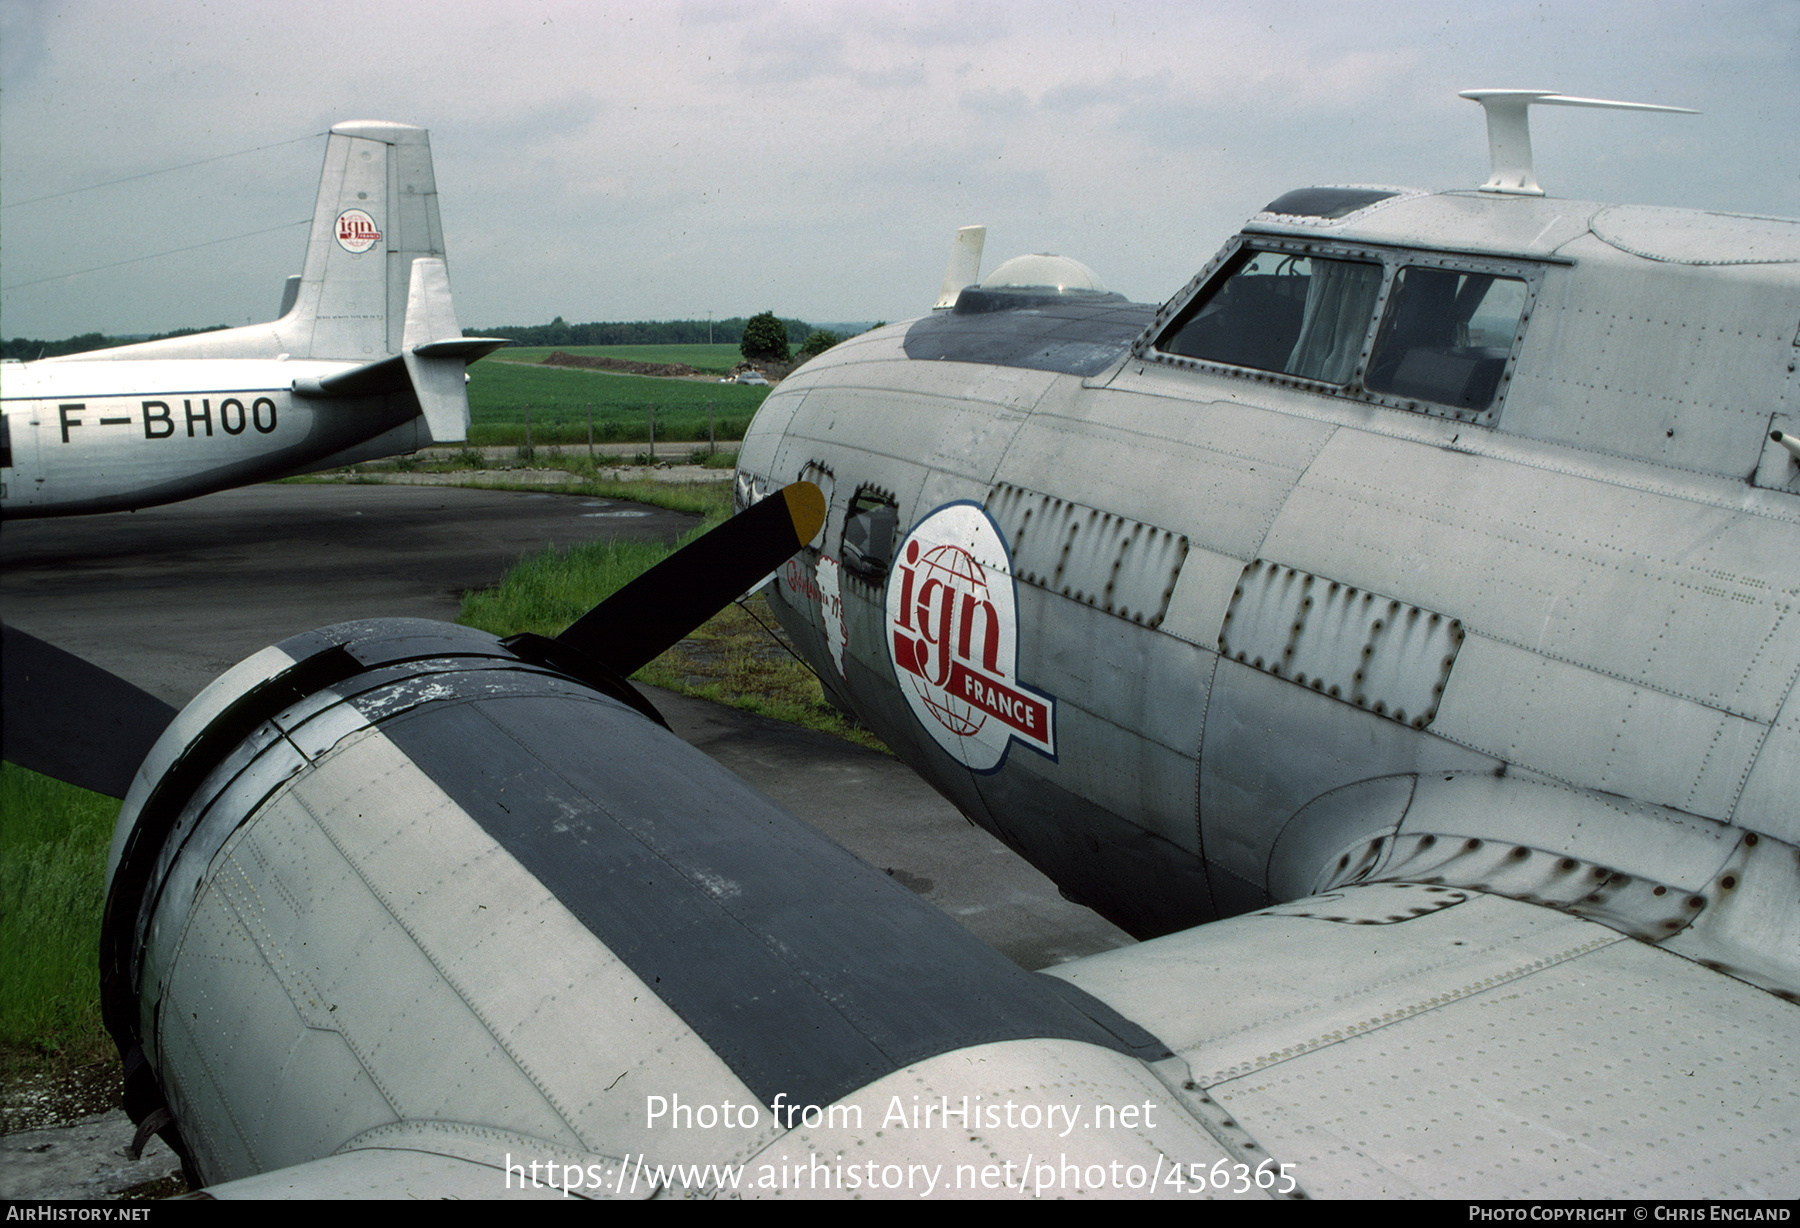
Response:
[283, 121, 445, 359]
[66, 122, 453, 364]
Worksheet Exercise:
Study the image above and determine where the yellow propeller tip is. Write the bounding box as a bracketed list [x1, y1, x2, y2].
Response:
[780, 481, 826, 546]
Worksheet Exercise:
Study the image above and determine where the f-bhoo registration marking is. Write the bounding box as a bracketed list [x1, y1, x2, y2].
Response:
[46, 396, 280, 443]
[886, 502, 1056, 771]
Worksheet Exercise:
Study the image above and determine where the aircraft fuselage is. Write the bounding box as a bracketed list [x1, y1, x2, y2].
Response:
[0, 358, 431, 518]
[737, 190, 1800, 955]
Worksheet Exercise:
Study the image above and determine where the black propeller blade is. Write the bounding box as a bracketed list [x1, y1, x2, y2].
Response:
[555, 480, 825, 678]
[2, 625, 176, 799]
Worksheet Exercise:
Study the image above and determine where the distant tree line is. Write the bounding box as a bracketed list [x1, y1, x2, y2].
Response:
[469, 315, 817, 349]
[1, 325, 228, 361]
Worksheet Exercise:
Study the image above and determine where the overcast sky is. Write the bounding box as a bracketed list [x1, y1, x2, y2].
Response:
[2, 0, 1796, 340]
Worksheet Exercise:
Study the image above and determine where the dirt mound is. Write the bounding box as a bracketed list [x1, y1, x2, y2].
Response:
[542, 351, 701, 377]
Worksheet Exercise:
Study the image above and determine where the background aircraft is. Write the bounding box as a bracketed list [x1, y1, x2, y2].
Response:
[0, 121, 503, 519]
[1, 94, 1794, 1198]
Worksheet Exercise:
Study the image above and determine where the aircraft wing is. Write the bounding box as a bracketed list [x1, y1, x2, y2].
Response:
[1048, 879, 1800, 1198]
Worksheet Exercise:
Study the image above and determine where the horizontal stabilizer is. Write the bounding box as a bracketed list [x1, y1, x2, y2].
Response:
[291, 353, 410, 399]
[413, 337, 511, 361]
[2, 625, 175, 799]
[289, 258, 509, 445]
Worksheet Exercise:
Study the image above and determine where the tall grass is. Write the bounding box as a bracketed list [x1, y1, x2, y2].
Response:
[455, 495, 888, 752]
[0, 765, 120, 1059]
[459, 527, 712, 641]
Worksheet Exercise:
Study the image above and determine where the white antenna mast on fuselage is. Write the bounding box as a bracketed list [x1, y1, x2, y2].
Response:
[1459, 89, 1698, 196]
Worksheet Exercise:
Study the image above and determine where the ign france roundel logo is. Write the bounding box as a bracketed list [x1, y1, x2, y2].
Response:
[885, 502, 1056, 772]
[334, 208, 382, 254]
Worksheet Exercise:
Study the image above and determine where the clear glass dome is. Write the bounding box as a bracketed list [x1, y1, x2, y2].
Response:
[979, 254, 1108, 293]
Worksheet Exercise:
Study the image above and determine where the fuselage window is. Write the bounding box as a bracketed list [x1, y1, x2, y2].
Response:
[1156, 249, 1383, 385]
[1365, 268, 1527, 411]
[841, 489, 899, 582]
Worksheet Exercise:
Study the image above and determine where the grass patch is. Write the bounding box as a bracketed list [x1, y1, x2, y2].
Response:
[468, 354, 764, 444]
[295, 463, 737, 521]
[634, 599, 888, 753]
[457, 509, 886, 752]
[460, 534, 687, 640]
[0, 764, 119, 1064]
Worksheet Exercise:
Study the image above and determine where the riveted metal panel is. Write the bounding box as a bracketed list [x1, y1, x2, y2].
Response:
[1350, 831, 1700, 940]
[1158, 544, 1251, 651]
[987, 482, 1188, 629]
[1017, 585, 1208, 752]
[1261, 427, 1800, 725]
[1206, 928, 1799, 1198]
[1433, 634, 1767, 821]
[1219, 559, 1463, 729]
[990, 699, 1202, 854]
[1246, 190, 1595, 260]
[1504, 238, 1800, 477]
[760, 1040, 1255, 1202]
[1661, 830, 1800, 1000]
[1199, 664, 1500, 911]
[990, 382, 1329, 563]
[1736, 676, 1800, 842]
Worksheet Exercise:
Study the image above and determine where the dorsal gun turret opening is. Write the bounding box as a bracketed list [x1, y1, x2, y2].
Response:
[1459, 89, 1697, 196]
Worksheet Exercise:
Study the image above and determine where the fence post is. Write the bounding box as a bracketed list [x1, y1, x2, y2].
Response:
[709, 400, 715, 456]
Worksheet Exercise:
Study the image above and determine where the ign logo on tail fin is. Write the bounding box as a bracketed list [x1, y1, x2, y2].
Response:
[887, 502, 1056, 772]
[335, 208, 382, 254]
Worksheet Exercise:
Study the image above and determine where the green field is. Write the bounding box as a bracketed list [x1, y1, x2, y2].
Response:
[494, 343, 747, 372]
[467, 350, 768, 446]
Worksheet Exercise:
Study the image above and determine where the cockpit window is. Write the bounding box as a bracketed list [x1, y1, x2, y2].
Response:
[1365, 268, 1528, 412]
[1156, 249, 1383, 385]
[1146, 239, 1544, 426]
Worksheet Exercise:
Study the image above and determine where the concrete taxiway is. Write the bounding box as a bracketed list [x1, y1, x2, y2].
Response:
[0, 480, 1132, 1198]
[0, 482, 696, 706]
